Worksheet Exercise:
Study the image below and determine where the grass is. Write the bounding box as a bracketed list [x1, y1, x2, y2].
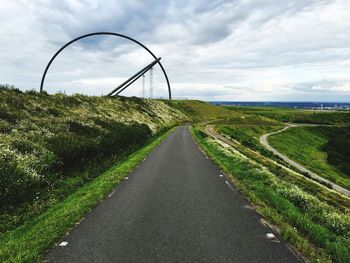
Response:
[0, 86, 186, 234]
[216, 125, 283, 144]
[269, 126, 350, 190]
[0, 128, 174, 263]
[224, 106, 350, 125]
[168, 100, 239, 123]
[215, 125, 286, 163]
[191, 126, 350, 263]
[168, 100, 284, 126]
[212, 125, 350, 211]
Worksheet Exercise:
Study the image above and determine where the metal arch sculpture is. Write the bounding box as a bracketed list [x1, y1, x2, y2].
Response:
[40, 32, 171, 99]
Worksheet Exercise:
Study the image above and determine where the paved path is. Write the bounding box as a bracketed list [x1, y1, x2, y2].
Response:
[260, 124, 350, 197]
[46, 126, 300, 263]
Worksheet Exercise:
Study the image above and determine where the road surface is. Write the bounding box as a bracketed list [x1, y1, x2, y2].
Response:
[260, 124, 350, 197]
[46, 126, 300, 263]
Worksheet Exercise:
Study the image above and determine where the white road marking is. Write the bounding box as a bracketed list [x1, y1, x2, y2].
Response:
[59, 241, 68, 247]
[266, 233, 276, 240]
[219, 174, 224, 177]
[225, 180, 235, 191]
[108, 191, 115, 198]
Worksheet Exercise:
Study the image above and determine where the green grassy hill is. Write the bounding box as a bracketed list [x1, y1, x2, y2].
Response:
[224, 106, 350, 125]
[169, 100, 282, 125]
[269, 126, 350, 190]
[0, 87, 189, 233]
[169, 100, 238, 122]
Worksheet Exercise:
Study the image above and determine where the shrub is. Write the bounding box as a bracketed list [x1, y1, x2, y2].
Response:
[0, 86, 182, 223]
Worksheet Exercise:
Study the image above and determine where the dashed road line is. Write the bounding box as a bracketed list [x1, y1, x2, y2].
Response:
[225, 180, 235, 191]
[59, 241, 68, 247]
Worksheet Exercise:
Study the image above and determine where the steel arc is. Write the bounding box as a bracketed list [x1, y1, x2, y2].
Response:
[40, 32, 171, 99]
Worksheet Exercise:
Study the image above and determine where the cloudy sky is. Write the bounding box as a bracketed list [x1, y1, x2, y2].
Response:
[1, 0, 350, 101]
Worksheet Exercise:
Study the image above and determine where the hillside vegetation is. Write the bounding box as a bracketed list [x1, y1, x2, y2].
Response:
[0, 87, 187, 233]
[269, 126, 350, 190]
[169, 100, 240, 122]
[169, 100, 283, 125]
[224, 106, 350, 125]
[216, 125, 282, 152]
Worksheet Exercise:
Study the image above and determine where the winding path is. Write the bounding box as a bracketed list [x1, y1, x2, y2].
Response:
[260, 124, 350, 197]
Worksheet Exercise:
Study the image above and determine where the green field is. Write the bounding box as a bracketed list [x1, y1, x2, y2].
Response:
[216, 125, 283, 143]
[215, 125, 283, 159]
[169, 100, 283, 125]
[269, 126, 350, 190]
[224, 106, 350, 125]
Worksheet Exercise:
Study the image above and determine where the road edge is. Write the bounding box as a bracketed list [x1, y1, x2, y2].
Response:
[0, 128, 176, 263]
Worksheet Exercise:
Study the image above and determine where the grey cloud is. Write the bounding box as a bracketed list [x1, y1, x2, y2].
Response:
[0, 0, 350, 101]
[290, 79, 350, 92]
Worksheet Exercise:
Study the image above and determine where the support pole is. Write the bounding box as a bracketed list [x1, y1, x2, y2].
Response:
[150, 67, 153, 99]
[107, 57, 161, 96]
[142, 75, 145, 98]
[115, 63, 155, 96]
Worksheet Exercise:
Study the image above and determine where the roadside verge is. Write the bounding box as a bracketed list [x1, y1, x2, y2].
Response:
[191, 126, 350, 263]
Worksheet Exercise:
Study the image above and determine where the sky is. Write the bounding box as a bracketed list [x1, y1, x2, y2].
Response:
[1, 0, 350, 101]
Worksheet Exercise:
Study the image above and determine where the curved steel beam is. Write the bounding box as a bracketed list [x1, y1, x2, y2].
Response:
[40, 32, 171, 99]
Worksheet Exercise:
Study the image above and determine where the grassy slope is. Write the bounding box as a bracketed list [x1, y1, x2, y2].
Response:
[0, 129, 174, 263]
[0, 87, 187, 234]
[168, 100, 238, 122]
[224, 106, 350, 125]
[214, 125, 285, 164]
[212, 126, 350, 211]
[168, 100, 283, 126]
[191, 127, 350, 263]
[269, 126, 350, 190]
[216, 125, 283, 142]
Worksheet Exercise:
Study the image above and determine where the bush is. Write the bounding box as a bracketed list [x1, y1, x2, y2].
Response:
[0, 145, 54, 207]
[0, 86, 182, 230]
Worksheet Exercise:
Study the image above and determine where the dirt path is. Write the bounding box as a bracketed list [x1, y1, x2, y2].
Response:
[259, 124, 350, 197]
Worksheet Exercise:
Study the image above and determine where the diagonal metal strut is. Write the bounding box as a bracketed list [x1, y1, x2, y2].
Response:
[115, 61, 157, 96]
[107, 57, 161, 96]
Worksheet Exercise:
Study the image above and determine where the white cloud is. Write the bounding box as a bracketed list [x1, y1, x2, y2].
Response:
[0, 0, 350, 101]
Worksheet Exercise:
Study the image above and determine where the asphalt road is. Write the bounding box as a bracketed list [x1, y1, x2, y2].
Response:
[46, 126, 300, 263]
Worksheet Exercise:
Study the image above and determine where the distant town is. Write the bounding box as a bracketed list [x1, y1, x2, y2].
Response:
[209, 101, 350, 111]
